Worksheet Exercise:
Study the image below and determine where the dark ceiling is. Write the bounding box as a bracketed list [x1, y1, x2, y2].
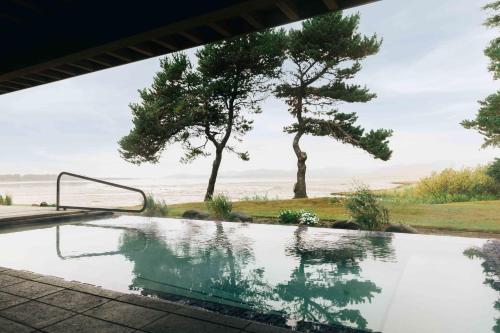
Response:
[0, 0, 376, 95]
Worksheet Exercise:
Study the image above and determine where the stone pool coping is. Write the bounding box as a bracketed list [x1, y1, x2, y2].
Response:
[0, 267, 296, 333]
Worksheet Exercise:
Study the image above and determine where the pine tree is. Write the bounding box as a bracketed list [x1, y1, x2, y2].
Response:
[119, 31, 285, 200]
[462, 1, 500, 148]
[275, 12, 392, 198]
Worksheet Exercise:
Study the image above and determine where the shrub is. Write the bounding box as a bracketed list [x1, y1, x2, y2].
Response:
[487, 158, 500, 183]
[3, 195, 12, 206]
[278, 209, 301, 224]
[413, 167, 498, 203]
[206, 194, 233, 220]
[345, 184, 389, 230]
[298, 211, 319, 225]
[0, 195, 3, 205]
[143, 194, 168, 217]
[278, 209, 319, 225]
[241, 193, 271, 201]
[383, 166, 500, 204]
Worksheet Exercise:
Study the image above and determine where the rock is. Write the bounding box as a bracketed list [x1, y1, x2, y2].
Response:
[331, 220, 360, 230]
[40, 202, 48, 207]
[182, 209, 209, 220]
[385, 223, 418, 234]
[229, 212, 253, 222]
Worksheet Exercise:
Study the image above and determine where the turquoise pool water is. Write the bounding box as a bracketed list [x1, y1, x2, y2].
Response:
[0, 216, 498, 332]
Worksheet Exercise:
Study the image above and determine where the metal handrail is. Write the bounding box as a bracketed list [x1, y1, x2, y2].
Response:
[56, 171, 147, 213]
[55, 224, 148, 260]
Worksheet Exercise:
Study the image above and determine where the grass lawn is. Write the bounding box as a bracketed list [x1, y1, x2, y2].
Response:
[169, 197, 500, 233]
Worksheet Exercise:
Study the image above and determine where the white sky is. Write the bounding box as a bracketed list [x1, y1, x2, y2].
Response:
[0, 0, 498, 178]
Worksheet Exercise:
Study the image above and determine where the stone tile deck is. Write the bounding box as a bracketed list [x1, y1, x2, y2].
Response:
[0, 206, 112, 229]
[0, 267, 296, 333]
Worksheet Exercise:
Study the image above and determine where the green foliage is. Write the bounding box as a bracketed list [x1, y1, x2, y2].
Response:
[206, 194, 233, 220]
[487, 158, 500, 182]
[462, 92, 500, 148]
[278, 209, 319, 225]
[384, 167, 500, 204]
[484, 1, 500, 28]
[278, 209, 302, 224]
[240, 193, 280, 201]
[143, 194, 168, 217]
[119, 31, 286, 200]
[0, 194, 12, 206]
[298, 210, 319, 225]
[345, 185, 389, 230]
[462, 2, 500, 147]
[241, 194, 269, 201]
[275, 11, 392, 160]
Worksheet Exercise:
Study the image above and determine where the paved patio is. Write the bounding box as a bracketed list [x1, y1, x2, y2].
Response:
[0, 267, 296, 333]
[0, 206, 112, 228]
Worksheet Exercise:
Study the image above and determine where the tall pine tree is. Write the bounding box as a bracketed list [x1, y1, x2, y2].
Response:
[119, 31, 285, 200]
[462, 1, 500, 148]
[275, 12, 392, 199]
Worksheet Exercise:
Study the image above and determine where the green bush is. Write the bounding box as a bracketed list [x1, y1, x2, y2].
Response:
[0, 195, 13, 206]
[345, 184, 389, 230]
[206, 194, 233, 220]
[278, 209, 319, 225]
[278, 209, 301, 224]
[487, 158, 500, 183]
[383, 166, 500, 204]
[143, 194, 168, 217]
[298, 210, 319, 225]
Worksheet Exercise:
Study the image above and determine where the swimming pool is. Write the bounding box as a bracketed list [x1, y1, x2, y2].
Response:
[0, 216, 497, 332]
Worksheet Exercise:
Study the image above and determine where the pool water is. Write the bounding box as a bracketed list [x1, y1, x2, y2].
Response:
[0, 216, 498, 333]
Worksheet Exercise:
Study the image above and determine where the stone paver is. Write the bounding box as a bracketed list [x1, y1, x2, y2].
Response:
[34, 275, 79, 289]
[2, 280, 62, 299]
[43, 315, 136, 333]
[0, 268, 296, 333]
[174, 306, 251, 330]
[3, 269, 43, 280]
[142, 313, 240, 333]
[0, 291, 29, 310]
[0, 300, 74, 328]
[116, 294, 183, 313]
[0, 274, 25, 288]
[84, 300, 166, 329]
[69, 283, 124, 299]
[0, 316, 35, 333]
[246, 322, 297, 333]
[38, 289, 109, 313]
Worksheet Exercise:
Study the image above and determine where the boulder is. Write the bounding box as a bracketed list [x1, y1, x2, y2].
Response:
[229, 212, 253, 222]
[385, 223, 418, 234]
[331, 220, 360, 230]
[182, 209, 209, 220]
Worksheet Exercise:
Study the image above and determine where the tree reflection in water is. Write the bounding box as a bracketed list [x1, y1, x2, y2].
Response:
[464, 240, 500, 333]
[275, 227, 394, 332]
[118, 222, 394, 332]
[118, 221, 274, 312]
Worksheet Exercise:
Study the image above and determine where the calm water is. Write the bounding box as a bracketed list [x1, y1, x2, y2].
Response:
[0, 216, 497, 332]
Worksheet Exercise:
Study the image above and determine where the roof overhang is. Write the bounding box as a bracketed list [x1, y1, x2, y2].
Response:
[0, 0, 377, 95]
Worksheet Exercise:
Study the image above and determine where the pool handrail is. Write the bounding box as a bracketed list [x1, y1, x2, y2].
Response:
[56, 171, 147, 213]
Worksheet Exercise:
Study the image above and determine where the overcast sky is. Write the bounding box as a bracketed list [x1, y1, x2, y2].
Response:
[0, 0, 498, 178]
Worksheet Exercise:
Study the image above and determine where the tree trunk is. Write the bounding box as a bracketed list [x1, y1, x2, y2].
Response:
[204, 148, 223, 201]
[293, 131, 308, 199]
